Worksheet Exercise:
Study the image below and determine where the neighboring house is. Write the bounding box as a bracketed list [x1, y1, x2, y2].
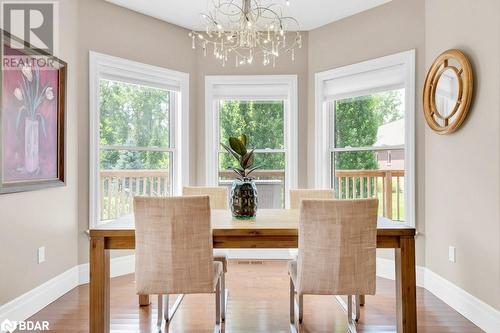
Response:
[374, 119, 405, 170]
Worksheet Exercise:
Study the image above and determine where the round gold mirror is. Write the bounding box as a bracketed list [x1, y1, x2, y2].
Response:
[423, 49, 473, 134]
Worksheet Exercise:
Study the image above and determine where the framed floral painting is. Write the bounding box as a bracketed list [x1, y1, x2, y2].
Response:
[0, 30, 66, 194]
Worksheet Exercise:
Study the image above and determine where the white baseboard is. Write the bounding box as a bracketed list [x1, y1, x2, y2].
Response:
[376, 257, 426, 287]
[0, 266, 79, 330]
[423, 268, 500, 333]
[376, 258, 500, 333]
[0, 255, 136, 331]
[78, 255, 135, 285]
[376, 257, 396, 280]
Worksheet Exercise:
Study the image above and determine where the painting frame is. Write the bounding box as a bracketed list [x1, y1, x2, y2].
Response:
[0, 29, 66, 194]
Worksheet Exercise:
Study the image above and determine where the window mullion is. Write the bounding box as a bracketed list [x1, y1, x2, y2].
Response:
[216, 148, 286, 153]
[100, 145, 174, 152]
[330, 145, 406, 153]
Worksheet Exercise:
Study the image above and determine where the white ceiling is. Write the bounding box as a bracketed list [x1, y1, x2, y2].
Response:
[105, 0, 392, 31]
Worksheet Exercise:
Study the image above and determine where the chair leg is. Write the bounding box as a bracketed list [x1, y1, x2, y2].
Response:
[298, 294, 303, 324]
[157, 295, 163, 328]
[221, 272, 226, 322]
[164, 295, 169, 322]
[213, 276, 221, 333]
[289, 278, 299, 333]
[347, 295, 357, 333]
[163, 295, 171, 333]
[289, 278, 295, 324]
[354, 295, 360, 322]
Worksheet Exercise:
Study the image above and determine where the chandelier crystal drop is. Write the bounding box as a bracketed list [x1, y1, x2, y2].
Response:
[189, 0, 302, 67]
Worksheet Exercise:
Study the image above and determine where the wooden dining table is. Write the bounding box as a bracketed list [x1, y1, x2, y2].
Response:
[88, 209, 417, 333]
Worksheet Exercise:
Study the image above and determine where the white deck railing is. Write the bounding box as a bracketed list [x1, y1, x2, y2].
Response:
[99, 169, 171, 221]
[99, 169, 404, 221]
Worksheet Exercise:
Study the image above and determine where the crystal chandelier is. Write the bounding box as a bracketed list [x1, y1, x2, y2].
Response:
[189, 0, 302, 67]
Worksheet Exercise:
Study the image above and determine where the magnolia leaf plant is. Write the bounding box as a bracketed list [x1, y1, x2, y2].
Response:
[221, 134, 261, 181]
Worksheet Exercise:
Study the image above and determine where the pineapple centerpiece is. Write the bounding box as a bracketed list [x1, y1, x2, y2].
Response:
[221, 134, 260, 219]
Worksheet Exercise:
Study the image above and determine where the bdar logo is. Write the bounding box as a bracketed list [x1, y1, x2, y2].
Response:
[0, 319, 17, 333]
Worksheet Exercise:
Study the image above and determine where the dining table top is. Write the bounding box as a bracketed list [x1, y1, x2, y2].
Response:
[88, 209, 416, 238]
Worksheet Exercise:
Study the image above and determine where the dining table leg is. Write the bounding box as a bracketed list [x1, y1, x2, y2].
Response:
[90, 237, 110, 333]
[395, 236, 417, 333]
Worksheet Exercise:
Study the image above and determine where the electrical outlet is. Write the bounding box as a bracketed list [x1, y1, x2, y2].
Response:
[38, 247, 45, 264]
[448, 246, 456, 263]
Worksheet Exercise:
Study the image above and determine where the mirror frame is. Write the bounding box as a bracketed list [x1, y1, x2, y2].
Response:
[423, 49, 473, 134]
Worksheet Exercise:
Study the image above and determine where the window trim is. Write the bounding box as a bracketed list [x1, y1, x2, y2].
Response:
[89, 51, 189, 228]
[314, 50, 416, 226]
[204, 75, 298, 208]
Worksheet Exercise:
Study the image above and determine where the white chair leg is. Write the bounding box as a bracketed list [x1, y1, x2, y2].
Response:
[157, 293, 185, 332]
[164, 295, 169, 322]
[289, 278, 298, 333]
[157, 295, 163, 328]
[214, 276, 221, 333]
[298, 294, 303, 324]
[354, 295, 360, 322]
[347, 295, 357, 333]
[221, 272, 226, 322]
[289, 278, 295, 324]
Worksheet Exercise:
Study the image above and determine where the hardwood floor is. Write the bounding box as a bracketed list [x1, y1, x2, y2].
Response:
[27, 260, 481, 333]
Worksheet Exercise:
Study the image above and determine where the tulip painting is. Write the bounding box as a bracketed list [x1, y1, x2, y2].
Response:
[2, 63, 59, 181]
[1, 32, 66, 194]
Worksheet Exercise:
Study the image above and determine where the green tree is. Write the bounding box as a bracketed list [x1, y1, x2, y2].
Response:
[334, 96, 379, 170]
[99, 80, 170, 170]
[334, 90, 403, 171]
[116, 150, 143, 169]
[219, 101, 285, 171]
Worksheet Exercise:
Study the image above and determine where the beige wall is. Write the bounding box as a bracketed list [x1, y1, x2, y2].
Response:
[307, 0, 426, 265]
[425, 0, 500, 310]
[0, 0, 79, 305]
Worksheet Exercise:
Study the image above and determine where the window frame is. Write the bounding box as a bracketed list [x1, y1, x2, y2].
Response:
[204, 75, 298, 208]
[314, 50, 416, 226]
[89, 51, 189, 228]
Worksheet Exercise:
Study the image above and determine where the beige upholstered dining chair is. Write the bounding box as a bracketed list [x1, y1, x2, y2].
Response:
[182, 186, 229, 320]
[288, 189, 335, 259]
[288, 198, 378, 332]
[183, 186, 229, 210]
[134, 196, 223, 332]
[289, 189, 335, 209]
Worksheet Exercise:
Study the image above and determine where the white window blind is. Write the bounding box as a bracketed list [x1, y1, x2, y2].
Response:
[322, 64, 406, 100]
[99, 72, 181, 93]
[211, 83, 290, 100]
